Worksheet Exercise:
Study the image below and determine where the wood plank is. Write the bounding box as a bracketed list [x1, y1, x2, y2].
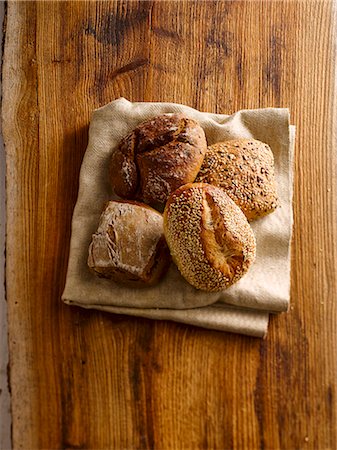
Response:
[2, 1, 336, 448]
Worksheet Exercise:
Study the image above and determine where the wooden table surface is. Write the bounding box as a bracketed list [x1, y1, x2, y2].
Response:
[3, 1, 337, 449]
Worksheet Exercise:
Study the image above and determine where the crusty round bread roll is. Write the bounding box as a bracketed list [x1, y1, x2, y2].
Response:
[88, 201, 170, 286]
[110, 114, 207, 206]
[163, 183, 256, 292]
[196, 139, 278, 221]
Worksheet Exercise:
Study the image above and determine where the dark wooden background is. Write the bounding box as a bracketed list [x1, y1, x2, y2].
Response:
[3, 1, 336, 449]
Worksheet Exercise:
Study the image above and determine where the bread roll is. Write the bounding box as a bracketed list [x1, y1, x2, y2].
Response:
[196, 139, 278, 221]
[88, 201, 170, 286]
[163, 183, 256, 292]
[110, 114, 207, 206]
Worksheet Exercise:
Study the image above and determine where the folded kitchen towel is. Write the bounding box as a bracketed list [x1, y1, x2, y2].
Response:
[62, 98, 295, 337]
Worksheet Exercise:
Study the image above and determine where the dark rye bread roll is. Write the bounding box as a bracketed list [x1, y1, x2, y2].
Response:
[88, 201, 170, 286]
[110, 114, 207, 206]
[196, 139, 278, 221]
[163, 183, 256, 292]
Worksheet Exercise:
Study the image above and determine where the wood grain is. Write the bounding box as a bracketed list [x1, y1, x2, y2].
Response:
[2, 1, 336, 448]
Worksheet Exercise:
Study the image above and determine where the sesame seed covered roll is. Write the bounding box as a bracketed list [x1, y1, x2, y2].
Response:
[163, 183, 256, 292]
[196, 139, 278, 221]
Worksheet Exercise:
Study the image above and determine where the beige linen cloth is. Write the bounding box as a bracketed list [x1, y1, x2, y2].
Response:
[62, 98, 294, 338]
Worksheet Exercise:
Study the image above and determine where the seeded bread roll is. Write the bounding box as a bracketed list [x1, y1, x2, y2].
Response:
[88, 201, 170, 286]
[196, 139, 278, 221]
[163, 183, 256, 292]
[110, 114, 207, 206]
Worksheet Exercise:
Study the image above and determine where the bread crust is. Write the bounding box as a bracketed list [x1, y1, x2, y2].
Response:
[163, 183, 256, 292]
[196, 139, 278, 221]
[110, 114, 207, 206]
[88, 200, 170, 286]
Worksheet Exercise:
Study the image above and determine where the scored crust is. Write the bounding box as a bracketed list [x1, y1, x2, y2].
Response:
[196, 139, 278, 221]
[163, 183, 256, 292]
[110, 114, 207, 206]
[88, 200, 170, 286]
